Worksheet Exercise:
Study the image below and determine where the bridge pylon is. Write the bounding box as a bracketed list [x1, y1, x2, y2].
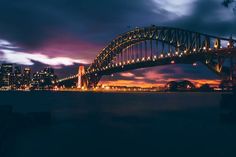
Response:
[77, 66, 88, 89]
[229, 37, 236, 89]
[230, 55, 236, 87]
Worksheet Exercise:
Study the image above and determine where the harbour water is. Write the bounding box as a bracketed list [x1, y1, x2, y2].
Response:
[1, 92, 236, 157]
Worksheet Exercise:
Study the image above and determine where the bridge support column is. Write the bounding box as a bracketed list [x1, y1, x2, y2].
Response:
[230, 57, 236, 88]
[77, 66, 87, 89]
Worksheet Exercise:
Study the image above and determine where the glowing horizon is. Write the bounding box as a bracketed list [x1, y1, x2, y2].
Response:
[100, 79, 221, 88]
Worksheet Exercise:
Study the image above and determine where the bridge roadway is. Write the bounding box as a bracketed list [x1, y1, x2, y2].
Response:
[59, 47, 236, 85]
[86, 48, 236, 77]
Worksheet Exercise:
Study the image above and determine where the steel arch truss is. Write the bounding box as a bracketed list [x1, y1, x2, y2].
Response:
[83, 26, 236, 87]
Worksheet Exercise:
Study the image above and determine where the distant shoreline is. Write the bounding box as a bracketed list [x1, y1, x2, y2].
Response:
[0, 89, 232, 94]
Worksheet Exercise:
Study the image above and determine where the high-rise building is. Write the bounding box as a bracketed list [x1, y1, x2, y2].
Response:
[23, 68, 31, 85]
[44, 67, 54, 74]
[0, 64, 14, 87]
[31, 67, 57, 89]
[14, 66, 21, 75]
[14, 66, 22, 88]
[0, 65, 2, 87]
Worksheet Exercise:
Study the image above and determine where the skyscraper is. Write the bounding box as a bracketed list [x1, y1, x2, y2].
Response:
[0, 64, 14, 87]
[14, 66, 22, 88]
[23, 68, 31, 85]
[31, 67, 57, 89]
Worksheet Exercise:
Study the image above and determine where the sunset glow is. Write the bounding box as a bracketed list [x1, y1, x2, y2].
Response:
[100, 79, 221, 88]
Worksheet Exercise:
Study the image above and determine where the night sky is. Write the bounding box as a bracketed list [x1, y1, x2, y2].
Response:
[0, 0, 235, 86]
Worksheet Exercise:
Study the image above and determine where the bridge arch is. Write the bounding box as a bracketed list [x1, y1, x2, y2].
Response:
[58, 26, 236, 88]
[83, 25, 235, 88]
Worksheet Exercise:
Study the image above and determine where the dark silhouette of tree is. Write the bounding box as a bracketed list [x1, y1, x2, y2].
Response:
[165, 80, 196, 91]
[166, 81, 178, 91]
[200, 84, 212, 92]
[178, 80, 196, 90]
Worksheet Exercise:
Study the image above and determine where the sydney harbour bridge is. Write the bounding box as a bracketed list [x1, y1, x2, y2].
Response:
[58, 25, 236, 88]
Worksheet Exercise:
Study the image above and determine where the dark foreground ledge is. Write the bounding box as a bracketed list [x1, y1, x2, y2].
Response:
[0, 105, 51, 155]
[220, 91, 236, 123]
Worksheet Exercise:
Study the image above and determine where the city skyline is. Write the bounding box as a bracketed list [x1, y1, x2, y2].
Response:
[0, 63, 58, 90]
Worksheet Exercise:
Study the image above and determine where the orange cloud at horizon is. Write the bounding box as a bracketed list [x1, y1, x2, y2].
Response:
[100, 79, 221, 88]
[191, 79, 221, 88]
[100, 80, 164, 88]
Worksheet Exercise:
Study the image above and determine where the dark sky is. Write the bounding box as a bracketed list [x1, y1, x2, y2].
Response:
[0, 0, 235, 85]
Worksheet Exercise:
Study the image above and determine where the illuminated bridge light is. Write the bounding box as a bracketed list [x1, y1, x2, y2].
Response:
[132, 60, 135, 63]
[193, 63, 197, 66]
[142, 57, 145, 61]
[184, 50, 187, 54]
[159, 54, 164, 58]
[193, 48, 196, 52]
[171, 60, 175, 64]
[136, 58, 140, 62]
[154, 55, 157, 59]
[175, 52, 179, 55]
[127, 60, 130, 64]
[209, 48, 212, 51]
[203, 47, 206, 50]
